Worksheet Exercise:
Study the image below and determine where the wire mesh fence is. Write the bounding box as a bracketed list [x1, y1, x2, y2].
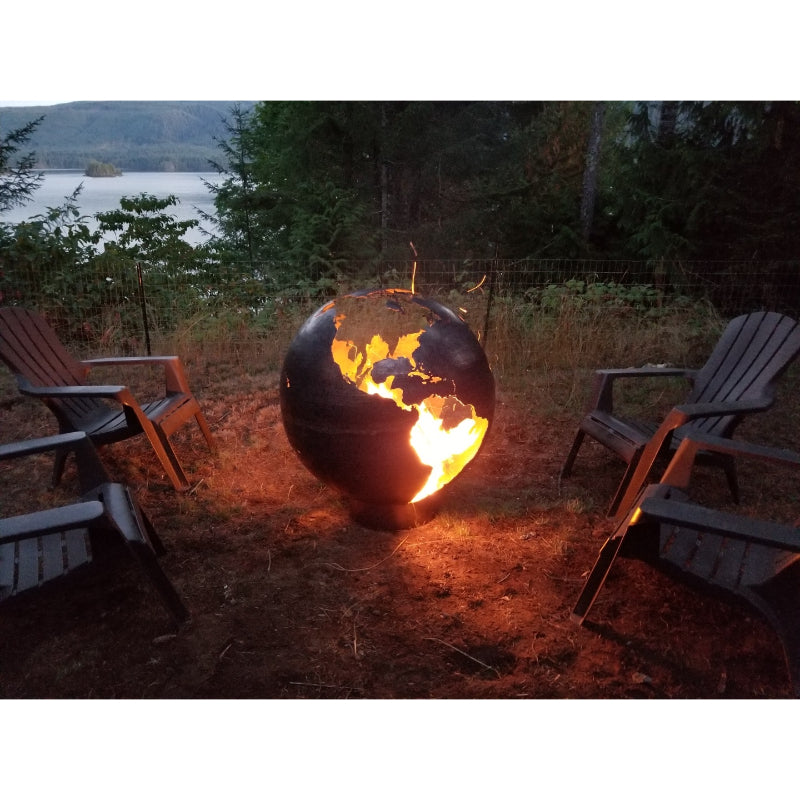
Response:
[3, 256, 800, 359]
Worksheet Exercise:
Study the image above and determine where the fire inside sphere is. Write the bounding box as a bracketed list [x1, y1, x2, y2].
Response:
[279, 288, 495, 529]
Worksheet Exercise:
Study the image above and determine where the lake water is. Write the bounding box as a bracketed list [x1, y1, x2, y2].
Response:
[0, 170, 220, 245]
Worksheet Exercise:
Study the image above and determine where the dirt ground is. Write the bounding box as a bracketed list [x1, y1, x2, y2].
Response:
[1, 361, 798, 700]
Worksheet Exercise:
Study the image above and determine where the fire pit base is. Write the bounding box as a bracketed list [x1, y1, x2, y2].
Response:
[348, 494, 441, 531]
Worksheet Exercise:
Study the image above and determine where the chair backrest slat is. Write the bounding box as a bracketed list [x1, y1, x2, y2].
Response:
[686, 312, 800, 436]
[0, 307, 85, 385]
[0, 541, 15, 599]
[14, 538, 40, 593]
[0, 307, 104, 423]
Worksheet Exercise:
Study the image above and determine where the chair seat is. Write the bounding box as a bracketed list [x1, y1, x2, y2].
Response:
[0, 529, 92, 599]
[73, 394, 202, 444]
[645, 512, 800, 593]
[580, 411, 656, 463]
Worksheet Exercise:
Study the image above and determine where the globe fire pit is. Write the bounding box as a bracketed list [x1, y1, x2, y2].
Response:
[280, 288, 495, 529]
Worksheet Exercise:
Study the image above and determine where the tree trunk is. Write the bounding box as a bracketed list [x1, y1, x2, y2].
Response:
[379, 103, 390, 256]
[656, 101, 679, 144]
[580, 102, 605, 243]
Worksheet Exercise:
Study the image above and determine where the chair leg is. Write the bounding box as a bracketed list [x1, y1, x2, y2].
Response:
[560, 430, 585, 480]
[744, 567, 800, 697]
[721, 456, 739, 504]
[609, 438, 670, 521]
[571, 526, 629, 624]
[140, 420, 191, 491]
[132, 503, 167, 557]
[572, 498, 648, 624]
[607, 452, 644, 517]
[127, 538, 191, 625]
[194, 411, 215, 451]
[100, 483, 190, 625]
[52, 447, 69, 487]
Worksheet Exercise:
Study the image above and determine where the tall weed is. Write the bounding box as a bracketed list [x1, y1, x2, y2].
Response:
[484, 283, 722, 412]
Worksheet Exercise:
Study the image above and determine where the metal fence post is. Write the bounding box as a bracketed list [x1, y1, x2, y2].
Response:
[136, 262, 152, 356]
[481, 259, 496, 349]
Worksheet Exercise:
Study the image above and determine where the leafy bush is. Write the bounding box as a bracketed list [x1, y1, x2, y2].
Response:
[528, 278, 680, 315]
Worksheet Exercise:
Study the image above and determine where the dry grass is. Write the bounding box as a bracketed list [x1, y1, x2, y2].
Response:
[2, 307, 800, 701]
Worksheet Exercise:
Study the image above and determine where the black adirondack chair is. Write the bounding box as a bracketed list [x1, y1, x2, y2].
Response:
[572, 431, 800, 697]
[560, 311, 800, 517]
[0, 306, 214, 491]
[1, 431, 190, 626]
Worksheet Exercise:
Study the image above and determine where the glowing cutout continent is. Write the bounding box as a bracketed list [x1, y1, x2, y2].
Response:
[329, 297, 489, 503]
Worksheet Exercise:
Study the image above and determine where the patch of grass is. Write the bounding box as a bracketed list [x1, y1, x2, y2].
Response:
[484, 293, 722, 412]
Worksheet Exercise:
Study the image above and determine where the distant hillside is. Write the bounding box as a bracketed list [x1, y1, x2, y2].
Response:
[0, 101, 256, 171]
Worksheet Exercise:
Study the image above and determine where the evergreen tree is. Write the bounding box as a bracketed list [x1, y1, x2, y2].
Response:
[494, 102, 597, 258]
[248, 101, 380, 275]
[0, 115, 45, 213]
[212, 100, 800, 269]
[203, 104, 262, 263]
[601, 101, 800, 261]
[221, 101, 557, 268]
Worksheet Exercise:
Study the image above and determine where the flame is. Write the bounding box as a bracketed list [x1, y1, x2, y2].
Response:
[408, 395, 488, 502]
[466, 274, 486, 293]
[330, 308, 488, 504]
[410, 241, 418, 294]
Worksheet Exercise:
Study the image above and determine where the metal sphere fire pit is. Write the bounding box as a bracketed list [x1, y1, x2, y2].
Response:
[280, 288, 495, 529]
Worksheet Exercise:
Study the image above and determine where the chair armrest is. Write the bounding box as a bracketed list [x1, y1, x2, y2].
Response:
[677, 432, 800, 464]
[0, 501, 105, 543]
[81, 356, 191, 394]
[642, 398, 774, 449]
[638, 496, 800, 552]
[0, 430, 111, 491]
[0, 431, 88, 461]
[610, 402, 788, 519]
[672, 398, 772, 420]
[589, 367, 697, 414]
[16, 375, 130, 400]
[81, 356, 180, 368]
[659, 430, 800, 492]
[596, 367, 694, 379]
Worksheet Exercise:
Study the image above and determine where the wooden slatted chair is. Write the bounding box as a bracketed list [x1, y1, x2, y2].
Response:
[1, 431, 190, 626]
[560, 311, 800, 518]
[572, 431, 800, 697]
[0, 306, 214, 491]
